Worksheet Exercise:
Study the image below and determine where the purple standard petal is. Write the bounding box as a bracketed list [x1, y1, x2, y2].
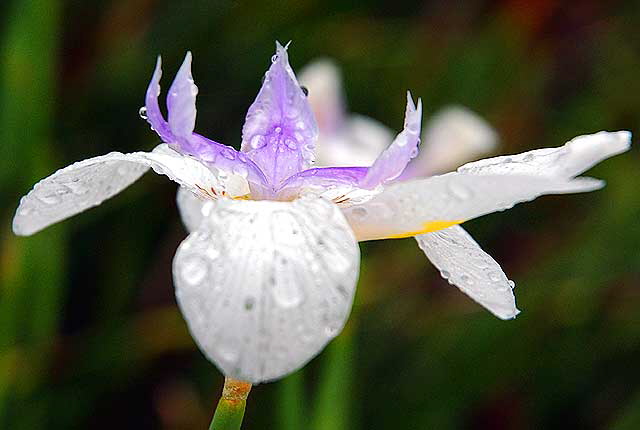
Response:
[359, 92, 422, 189]
[143, 53, 270, 197]
[241, 41, 319, 188]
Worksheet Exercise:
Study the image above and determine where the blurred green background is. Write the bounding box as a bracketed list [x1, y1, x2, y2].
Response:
[1, 0, 639, 429]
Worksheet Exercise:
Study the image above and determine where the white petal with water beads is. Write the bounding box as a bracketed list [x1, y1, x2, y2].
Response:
[12, 144, 241, 236]
[416, 226, 518, 319]
[173, 196, 360, 383]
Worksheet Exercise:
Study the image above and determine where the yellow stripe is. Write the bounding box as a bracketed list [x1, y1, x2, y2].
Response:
[384, 220, 463, 239]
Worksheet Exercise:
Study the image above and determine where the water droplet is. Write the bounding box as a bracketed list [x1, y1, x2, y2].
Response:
[190, 84, 198, 96]
[38, 194, 61, 205]
[274, 126, 282, 134]
[271, 54, 278, 63]
[272, 280, 303, 308]
[300, 86, 309, 96]
[250, 135, 266, 149]
[222, 151, 235, 160]
[461, 274, 475, 286]
[285, 139, 297, 150]
[410, 147, 419, 158]
[238, 153, 247, 162]
[324, 325, 340, 337]
[180, 254, 208, 286]
[18, 207, 33, 216]
[244, 297, 255, 311]
[351, 206, 368, 220]
[523, 153, 534, 162]
[67, 181, 89, 195]
[218, 344, 239, 364]
[138, 106, 148, 120]
[440, 270, 450, 279]
[448, 182, 473, 200]
[488, 271, 502, 282]
[507, 280, 515, 289]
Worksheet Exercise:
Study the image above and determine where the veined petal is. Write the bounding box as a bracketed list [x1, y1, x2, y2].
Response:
[342, 172, 603, 241]
[297, 59, 346, 135]
[360, 92, 422, 188]
[416, 226, 519, 320]
[241, 42, 319, 187]
[403, 106, 498, 178]
[167, 52, 198, 139]
[458, 130, 631, 178]
[173, 196, 359, 383]
[13, 145, 247, 236]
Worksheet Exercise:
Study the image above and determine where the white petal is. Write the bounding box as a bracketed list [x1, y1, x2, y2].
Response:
[342, 172, 602, 241]
[410, 106, 498, 176]
[173, 196, 360, 383]
[458, 130, 631, 178]
[12, 144, 234, 236]
[315, 115, 393, 167]
[176, 186, 209, 232]
[416, 226, 518, 319]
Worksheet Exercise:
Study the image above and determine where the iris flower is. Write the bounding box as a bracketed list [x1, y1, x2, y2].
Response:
[13, 42, 631, 384]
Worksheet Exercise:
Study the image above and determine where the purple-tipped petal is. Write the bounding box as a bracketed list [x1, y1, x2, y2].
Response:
[241, 42, 319, 187]
[360, 92, 422, 189]
[167, 52, 198, 139]
[144, 56, 173, 142]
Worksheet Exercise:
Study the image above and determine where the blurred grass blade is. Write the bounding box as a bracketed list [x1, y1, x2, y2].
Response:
[310, 327, 355, 430]
[276, 369, 305, 430]
[0, 0, 63, 427]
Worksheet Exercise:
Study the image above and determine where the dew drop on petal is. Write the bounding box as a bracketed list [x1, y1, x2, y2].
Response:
[138, 106, 148, 120]
[38, 194, 61, 205]
[448, 182, 473, 200]
[250, 135, 266, 150]
[180, 255, 208, 286]
[223, 151, 235, 160]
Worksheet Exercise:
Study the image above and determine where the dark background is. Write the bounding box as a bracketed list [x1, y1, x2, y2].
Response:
[1, 1, 639, 429]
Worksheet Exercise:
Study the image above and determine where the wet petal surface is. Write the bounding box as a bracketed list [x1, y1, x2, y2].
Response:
[173, 197, 359, 383]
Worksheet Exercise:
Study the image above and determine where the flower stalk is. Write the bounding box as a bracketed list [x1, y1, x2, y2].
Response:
[209, 377, 252, 430]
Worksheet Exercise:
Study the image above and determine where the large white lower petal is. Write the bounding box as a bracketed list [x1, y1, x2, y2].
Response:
[12, 144, 243, 236]
[173, 196, 360, 383]
[342, 172, 602, 241]
[416, 226, 518, 320]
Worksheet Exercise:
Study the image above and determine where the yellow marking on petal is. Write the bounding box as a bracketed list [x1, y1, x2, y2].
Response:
[384, 220, 464, 239]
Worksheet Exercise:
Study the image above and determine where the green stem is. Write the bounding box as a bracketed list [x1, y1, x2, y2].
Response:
[209, 377, 252, 430]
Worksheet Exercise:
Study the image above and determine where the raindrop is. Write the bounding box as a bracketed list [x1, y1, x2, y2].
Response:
[190, 84, 198, 96]
[274, 126, 282, 134]
[507, 280, 516, 289]
[138, 106, 148, 120]
[250, 135, 266, 149]
[271, 54, 278, 63]
[222, 151, 235, 160]
[448, 182, 473, 200]
[218, 344, 239, 364]
[324, 325, 340, 337]
[38, 194, 61, 205]
[523, 153, 534, 162]
[300, 86, 309, 96]
[285, 139, 297, 150]
[180, 254, 208, 286]
[461, 274, 475, 286]
[238, 153, 247, 162]
[440, 270, 451, 279]
[67, 181, 89, 195]
[410, 147, 419, 158]
[272, 282, 303, 308]
[488, 271, 502, 282]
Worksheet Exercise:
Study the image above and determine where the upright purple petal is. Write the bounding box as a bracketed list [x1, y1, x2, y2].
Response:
[144, 56, 173, 142]
[167, 52, 198, 139]
[359, 92, 422, 189]
[241, 42, 319, 187]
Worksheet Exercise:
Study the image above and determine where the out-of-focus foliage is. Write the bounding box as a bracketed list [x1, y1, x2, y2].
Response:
[0, 1, 638, 429]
